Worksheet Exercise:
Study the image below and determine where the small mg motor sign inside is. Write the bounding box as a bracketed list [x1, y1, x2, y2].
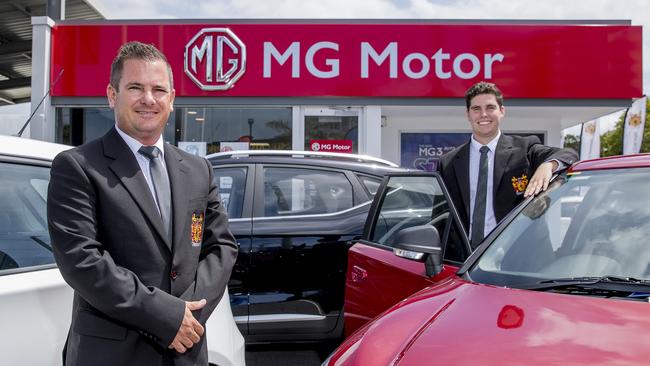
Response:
[184, 28, 246, 90]
[310, 140, 353, 153]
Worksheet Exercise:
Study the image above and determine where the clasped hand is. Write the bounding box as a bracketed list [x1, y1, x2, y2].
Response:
[168, 299, 206, 353]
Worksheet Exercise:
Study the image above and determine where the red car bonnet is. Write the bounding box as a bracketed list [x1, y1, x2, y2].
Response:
[331, 277, 650, 365]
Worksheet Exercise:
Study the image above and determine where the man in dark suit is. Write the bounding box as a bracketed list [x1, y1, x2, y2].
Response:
[47, 41, 238, 365]
[439, 81, 578, 248]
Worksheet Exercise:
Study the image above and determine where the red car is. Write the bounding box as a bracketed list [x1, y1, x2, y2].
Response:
[327, 154, 650, 365]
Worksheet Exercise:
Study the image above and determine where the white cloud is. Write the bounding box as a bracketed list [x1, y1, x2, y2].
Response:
[88, 0, 650, 94]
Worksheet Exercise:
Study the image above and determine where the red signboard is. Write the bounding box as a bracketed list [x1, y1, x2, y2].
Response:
[310, 140, 353, 153]
[50, 22, 642, 98]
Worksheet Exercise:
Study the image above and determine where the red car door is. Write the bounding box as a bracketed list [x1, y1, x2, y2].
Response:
[344, 172, 471, 336]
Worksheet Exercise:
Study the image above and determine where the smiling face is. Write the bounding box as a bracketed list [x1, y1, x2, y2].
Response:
[467, 93, 505, 145]
[107, 58, 175, 146]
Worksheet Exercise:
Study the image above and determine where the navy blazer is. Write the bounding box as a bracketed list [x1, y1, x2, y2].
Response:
[439, 134, 578, 234]
[48, 128, 238, 366]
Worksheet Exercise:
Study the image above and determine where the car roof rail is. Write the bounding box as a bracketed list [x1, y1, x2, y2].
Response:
[206, 150, 399, 167]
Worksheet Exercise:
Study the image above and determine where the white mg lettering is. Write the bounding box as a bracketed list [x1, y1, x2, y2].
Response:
[360, 43, 504, 80]
[402, 53, 429, 79]
[431, 48, 451, 79]
[264, 41, 341, 79]
[191, 36, 213, 82]
[484, 53, 504, 78]
[453, 53, 481, 79]
[264, 42, 300, 78]
[361, 42, 398, 78]
[306, 42, 340, 78]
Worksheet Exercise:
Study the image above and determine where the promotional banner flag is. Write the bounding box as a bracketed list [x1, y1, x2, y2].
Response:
[580, 119, 601, 160]
[623, 96, 647, 155]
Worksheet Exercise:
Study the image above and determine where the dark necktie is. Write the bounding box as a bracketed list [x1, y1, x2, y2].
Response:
[471, 145, 490, 248]
[138, 146, 171, 238]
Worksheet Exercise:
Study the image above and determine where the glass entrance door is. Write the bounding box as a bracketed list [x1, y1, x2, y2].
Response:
[302, 107, 361, 154]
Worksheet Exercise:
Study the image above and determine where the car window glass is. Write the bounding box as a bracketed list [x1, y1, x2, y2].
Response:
[30, 179, 49, 201]
[474, 169, 650, 285]
[371, 175, 467, 262]
[263, 167, 353, 217]
[357, 175, 382, 197]
[442, 218, 467, 263]
[213, 167, 247, 219]
[0, 162, 54, 272]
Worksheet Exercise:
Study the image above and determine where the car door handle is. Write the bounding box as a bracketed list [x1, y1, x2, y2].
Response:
[351, 265, 368, 283]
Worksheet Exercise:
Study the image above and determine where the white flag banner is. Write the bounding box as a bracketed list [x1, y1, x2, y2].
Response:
[623, 96, 647, 155]
[580, 119, 601, 160]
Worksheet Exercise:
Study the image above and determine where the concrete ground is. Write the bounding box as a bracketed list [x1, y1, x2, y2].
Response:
[245, 342, 337, 366]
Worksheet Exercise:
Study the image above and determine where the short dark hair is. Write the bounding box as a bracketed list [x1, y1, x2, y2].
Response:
[465, 81, 504, 110]
[109, 41, 174, 91]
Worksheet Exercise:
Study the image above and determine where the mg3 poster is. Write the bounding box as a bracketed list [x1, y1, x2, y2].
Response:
[401, 132, 471, 171]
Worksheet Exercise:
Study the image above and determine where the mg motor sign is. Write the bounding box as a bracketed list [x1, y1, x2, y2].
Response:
[184, 28, 246, 91]
[50, 24, 642, 98]
[310, 140, 353, 153]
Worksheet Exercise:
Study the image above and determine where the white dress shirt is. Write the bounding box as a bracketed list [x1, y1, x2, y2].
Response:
[115, 125, 168, 214]
[469, 131, 500, 239]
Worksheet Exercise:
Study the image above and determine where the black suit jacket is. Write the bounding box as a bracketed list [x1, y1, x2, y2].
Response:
[439, 134, 578, 233]
[47, 128, 238, 366]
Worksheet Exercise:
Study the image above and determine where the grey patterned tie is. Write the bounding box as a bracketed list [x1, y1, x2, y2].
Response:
[138, 146, 171, 239]
[471, 145, 490, 248]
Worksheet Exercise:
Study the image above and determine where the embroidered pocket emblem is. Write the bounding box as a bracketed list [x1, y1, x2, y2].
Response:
[191, 212, 204, 246]
[511, 174, 528, 194]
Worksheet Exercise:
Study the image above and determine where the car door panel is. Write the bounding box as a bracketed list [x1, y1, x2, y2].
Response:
[0, 158, 72, 365]
[0, 267, 72, 366]
[249, 208, 367, 337]
[345, 242, 459, 337]
[227, 220, 252, 335]
[248, 165, 369, 339]
[344, 172, 470, 337]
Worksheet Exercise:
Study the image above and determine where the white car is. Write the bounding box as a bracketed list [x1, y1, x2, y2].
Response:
[0, 135, 244, 366]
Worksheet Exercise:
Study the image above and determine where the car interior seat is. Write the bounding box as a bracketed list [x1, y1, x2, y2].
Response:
[264, 182, 279, 217]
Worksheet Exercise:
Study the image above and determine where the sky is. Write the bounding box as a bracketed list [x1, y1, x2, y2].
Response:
[86, 0, 650, 97]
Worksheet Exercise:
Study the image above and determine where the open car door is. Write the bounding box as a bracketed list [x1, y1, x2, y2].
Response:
[344, 172, 471, 336]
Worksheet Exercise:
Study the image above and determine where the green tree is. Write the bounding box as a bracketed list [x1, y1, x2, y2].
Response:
[597, 97, 650, 156]
[563, 134, 579, 152]
[600, 115, 623, 157]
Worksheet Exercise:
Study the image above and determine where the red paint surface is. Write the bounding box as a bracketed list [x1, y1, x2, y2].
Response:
[331, 278, 650, 365]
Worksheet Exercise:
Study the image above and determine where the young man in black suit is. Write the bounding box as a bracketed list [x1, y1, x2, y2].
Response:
[439, 81, 578, 248]
[47, 41, 238, 365]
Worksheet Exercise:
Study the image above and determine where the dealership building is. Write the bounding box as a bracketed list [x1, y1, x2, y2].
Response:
[25, 16, 643, 168]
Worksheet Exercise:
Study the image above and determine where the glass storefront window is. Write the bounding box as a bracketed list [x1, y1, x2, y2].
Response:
[55, 107, 175, 146]
[178, 107, 292, 154]
[55, 107, 292, 156]
[304, 115, 358, 153]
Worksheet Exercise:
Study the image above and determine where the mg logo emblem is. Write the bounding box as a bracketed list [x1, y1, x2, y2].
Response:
[184, 28, 246, 91]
